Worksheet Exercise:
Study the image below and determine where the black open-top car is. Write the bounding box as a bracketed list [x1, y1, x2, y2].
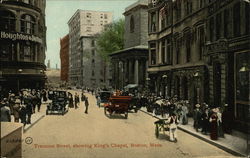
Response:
[46, 90, 69, 115]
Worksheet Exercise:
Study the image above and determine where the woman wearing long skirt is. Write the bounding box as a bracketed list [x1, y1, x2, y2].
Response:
[209, 108, 218, 140]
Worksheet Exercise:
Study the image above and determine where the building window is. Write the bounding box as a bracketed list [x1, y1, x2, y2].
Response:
[233, 2, 241, 37]
[160, 5, 166, 30]
[185, 0, 192, 15]
[199, 0, 204, 8]
[216, 13, 222, 40]
[150, 42, 156, 65]
[0, 40, 15, 60]
[161, 39, 166, 64]
[92, 50, 95, 56]
[175, 1, 182, 21]
[92, 70, 95, 76]
[21, 14, 35, 34]
[19, 41, 35, 62]
[86, 27, 91, 32]
[104, 14, 108, 19]
[245, 2, 249, 35]
[91, 40, 95, 47]
[184, 32, 191, 62]
[100, 21, 103, 26]
[100, 14, 103, 19]
[0, 10, 16, 32]
[209, 17, 214, 41]
[166, 38, 171, 64]
[86, 13, 91, 18]
[198, 26, 205, 60]
[130, 15, 135, 33]
[224, 9, 229, 38]
[150, 12, 157, 32]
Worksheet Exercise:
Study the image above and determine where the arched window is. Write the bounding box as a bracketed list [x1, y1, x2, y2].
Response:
[130, 15, 135, 33]
[0, 10, 16, 32]
[21, 14, 35, 34]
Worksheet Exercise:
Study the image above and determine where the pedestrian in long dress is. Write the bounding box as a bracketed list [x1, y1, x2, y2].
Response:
[209, 108, 218, 140]
[85, 97, 89, 114]
[13, 97, 21, 122]
[217, 108, 224, 138]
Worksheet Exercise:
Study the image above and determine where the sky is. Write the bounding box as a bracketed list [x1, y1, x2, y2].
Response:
[45, 0, 137, 68]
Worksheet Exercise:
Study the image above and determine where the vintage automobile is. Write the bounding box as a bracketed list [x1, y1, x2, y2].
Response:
[46, 90, 69, 115]
[104, 95, 132, 119]
[98, 91, 112, 107]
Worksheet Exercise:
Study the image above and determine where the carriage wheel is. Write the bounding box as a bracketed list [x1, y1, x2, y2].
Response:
[155, 124, 159, 138]
[134, 108, 138, 113]
[104, 107, 107, 115]
[125, 112, 128, 119]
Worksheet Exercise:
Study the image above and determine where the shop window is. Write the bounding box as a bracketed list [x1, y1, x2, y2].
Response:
[150, 43, 156, 65]
[21, 14, 35, 34]
[0, 10, 16, 32]
[130, 15, 135, 33]
[20, 41, 35, 62]
[233, 2, 241, 37]
[0, 40, 15, 60]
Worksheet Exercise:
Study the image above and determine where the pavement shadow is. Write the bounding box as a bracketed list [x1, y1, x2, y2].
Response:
[105, 114, 127, 119]
[157, 133, 170, 141]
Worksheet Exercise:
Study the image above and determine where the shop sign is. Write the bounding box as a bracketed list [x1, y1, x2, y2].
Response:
[0, 31, 43, 44]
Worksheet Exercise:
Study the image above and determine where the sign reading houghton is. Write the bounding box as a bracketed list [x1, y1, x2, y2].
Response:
[0, 31, 43, 44]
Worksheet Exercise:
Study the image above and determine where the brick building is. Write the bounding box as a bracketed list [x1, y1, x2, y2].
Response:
[60, 34, 69, 82]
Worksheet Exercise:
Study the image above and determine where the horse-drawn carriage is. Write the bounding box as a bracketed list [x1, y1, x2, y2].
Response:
[46, 90, 69, 115]
[104, 96, 132, 119]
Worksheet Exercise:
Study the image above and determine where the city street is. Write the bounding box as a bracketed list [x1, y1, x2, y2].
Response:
[22, 91, 233, 158]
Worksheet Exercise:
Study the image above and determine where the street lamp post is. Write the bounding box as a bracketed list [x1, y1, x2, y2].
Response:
[146, 77, 150, 95]
[162, 75, 168, 98]
[17, 69, 23, 92]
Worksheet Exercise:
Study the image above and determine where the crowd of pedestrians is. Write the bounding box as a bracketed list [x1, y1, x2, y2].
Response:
[0, 89, 47, 126]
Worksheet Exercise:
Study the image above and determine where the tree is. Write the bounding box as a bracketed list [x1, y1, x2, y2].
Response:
[96, 18, 125, 62]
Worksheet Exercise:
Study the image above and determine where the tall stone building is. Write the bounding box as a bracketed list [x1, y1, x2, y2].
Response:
[68, 10, 112, 88]
[205, 0, 249, 132]
[110, 0, 148, 90]
[147, 0, 249, 133]
[0, 0, 47, 95]
[60, 34, 69, 82]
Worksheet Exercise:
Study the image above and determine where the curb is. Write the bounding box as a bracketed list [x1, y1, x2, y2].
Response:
[24, 114, 45, 133]
[139, 109, 245, 157]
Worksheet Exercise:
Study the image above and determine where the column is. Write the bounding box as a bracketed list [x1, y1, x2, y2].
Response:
[134, 59, 139, 84]
[129, 59, 133, 83]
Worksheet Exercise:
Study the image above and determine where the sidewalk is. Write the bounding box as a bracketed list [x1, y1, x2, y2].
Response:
[139, 107, 248, 157]
[11, 102, 47, 133]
